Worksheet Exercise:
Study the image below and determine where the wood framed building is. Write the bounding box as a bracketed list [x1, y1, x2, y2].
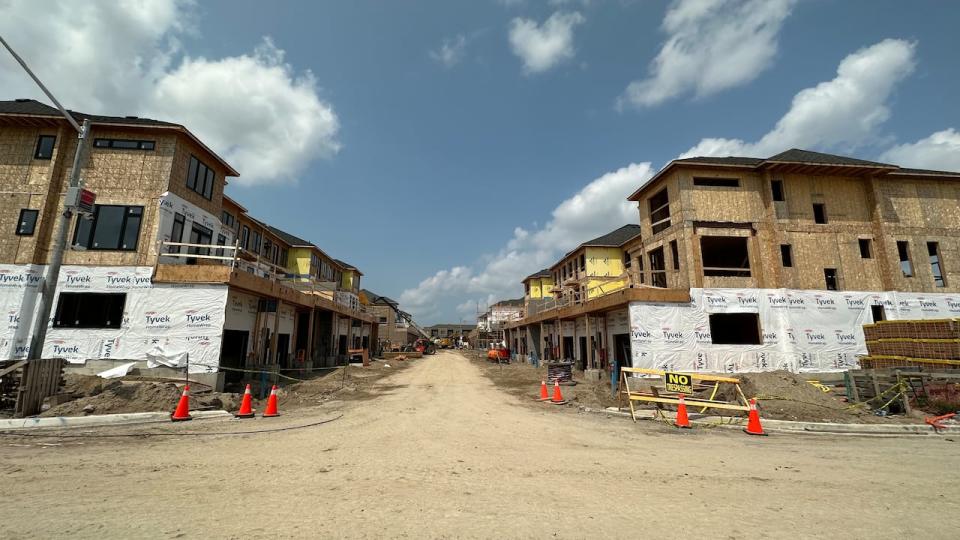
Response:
[0, 99, 377, 390]
[505, 149, 960, 376]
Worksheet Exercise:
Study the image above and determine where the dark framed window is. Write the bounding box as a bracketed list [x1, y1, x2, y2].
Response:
[168, 213, 186, 253]
[251, 230, 262, 254]
[693, 177, 739, 188]
[897, 241, 913, 277]
[780, 244, 793, 267]
[858, 238, 872, 259]
[928, 242, 945, 288]
[824, 268, 838, 291]
[216, 234, 227, 257]
[54, 292, 126, 329]
[670, 240, 680, 270]
[623, 251, 631, 268]
[579, 254, 586, 271]
[35, 135, 56, 159]
[813, 203, 827, 224]
[16, 209, 39, 236]
[93, 139, 155, 150]
[240, 225, 250, 250]
[73, 205, 143, 251]
[221, 211, 236, 229]
[186, 155, 215, 200]
[187, 223, 213, 262]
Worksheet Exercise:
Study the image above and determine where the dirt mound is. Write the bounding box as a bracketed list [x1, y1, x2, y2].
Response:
[732, 370, 883, 423]
[278, 360, 413, 409]
[42, 375, 241, 417]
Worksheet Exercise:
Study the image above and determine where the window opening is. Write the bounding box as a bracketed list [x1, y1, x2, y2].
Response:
[700, 236, 750, 277]
[709, 313, 761, 345]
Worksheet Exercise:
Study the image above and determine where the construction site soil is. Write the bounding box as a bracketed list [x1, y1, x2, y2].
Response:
[39, 359, 412, 418]
[463, 351, 920, 424]
[3, 351, 957, 539]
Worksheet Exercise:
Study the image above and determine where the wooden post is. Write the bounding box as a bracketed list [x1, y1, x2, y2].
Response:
[585, 315, 592, 370]
[306, 307, 315, 367]
[270, 299, 281, 381]
[558, 315, 564, 360]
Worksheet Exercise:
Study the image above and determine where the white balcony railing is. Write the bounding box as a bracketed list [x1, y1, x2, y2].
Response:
[157, 241, 368, 316]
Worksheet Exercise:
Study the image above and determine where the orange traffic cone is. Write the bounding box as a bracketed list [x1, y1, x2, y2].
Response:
[235, 383, 255, 418]
[675, 393, 691, 428]
[171, 385, 192, 422]
[538, 380, 550, 401]
[262, 385, 280, 417]
[551, 381, 566, 404]
[744, 398, 766, 436]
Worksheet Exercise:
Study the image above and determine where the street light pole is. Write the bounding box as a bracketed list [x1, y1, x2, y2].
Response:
[1, 34, 91, 360]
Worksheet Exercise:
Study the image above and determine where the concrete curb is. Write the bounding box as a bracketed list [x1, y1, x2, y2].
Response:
[0, 410, 232, 431]
[582, 407, 956, 437]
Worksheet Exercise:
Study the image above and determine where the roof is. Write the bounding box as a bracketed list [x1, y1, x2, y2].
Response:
[492, 298, 524, 308]
[628, 148, 960, 200]
[765, 149, 894, 168]
[361, 289, 398, 306]
[581, 224, 642, 247]
[549, 224, 642, 270]
[425, 323, 477, 330]
[0, 99, 239, 176]
[333, 258, 356, 270]
[266, 225, 313, 248]
[523, 269, 552, 281]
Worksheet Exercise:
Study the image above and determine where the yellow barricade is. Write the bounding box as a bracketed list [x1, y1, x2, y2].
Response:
[617, 367, 750, 422]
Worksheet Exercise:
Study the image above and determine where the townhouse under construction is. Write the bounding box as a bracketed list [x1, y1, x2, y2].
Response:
[503, 149, 960, 377]
[0, 99, 423, 390]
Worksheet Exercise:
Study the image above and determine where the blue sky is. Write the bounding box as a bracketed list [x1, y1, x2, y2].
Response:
[2, 0, 959, 324]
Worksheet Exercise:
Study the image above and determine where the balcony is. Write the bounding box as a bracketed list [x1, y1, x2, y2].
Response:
[155, 241, 373, 321]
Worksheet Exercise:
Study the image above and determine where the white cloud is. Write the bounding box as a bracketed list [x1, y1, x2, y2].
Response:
[430, 34, 468, 68]
[0, 0, 340, 185]
[681, 39, 916, 158]
[879, 129, 960, 172]
[509, 11, 585, 74]
[400, 163, 653, 322]
[620, 0, 795, 108]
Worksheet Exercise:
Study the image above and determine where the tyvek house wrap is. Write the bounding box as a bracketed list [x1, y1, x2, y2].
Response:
[628, 288, 960, 373]
[0, 264, 228, 373]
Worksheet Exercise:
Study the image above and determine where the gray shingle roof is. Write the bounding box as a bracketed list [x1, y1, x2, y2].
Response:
[765, 149, 895, 168]
[581, 224, 642, 247]
[0, 98, 179, 127]
[524, 268, 552, 281]
[675, 156, 765, 166]
[266, 225, 313, 248]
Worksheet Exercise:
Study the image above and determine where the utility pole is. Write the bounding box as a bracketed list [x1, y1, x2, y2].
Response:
[1, 35, 92, 360]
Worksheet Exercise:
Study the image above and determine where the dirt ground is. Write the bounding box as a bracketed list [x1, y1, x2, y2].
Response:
[464, 351, 921, 424]
[36, 359, 412, 418]
[2, 351, 959, 539]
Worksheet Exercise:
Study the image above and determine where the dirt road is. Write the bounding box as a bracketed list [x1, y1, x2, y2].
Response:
[2, 351, 959, 538]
